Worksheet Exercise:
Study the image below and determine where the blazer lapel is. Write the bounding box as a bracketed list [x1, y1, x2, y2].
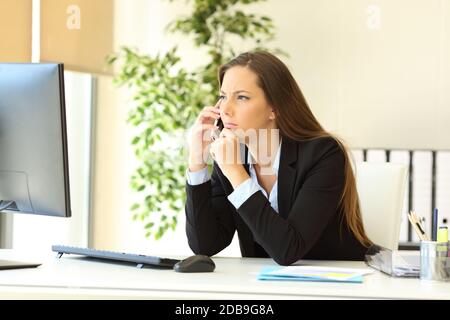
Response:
[277, 138, 298, 219]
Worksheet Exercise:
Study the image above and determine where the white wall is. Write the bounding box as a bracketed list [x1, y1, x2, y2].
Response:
[91, 0, 450, 256]
[249, 0, 450, 149]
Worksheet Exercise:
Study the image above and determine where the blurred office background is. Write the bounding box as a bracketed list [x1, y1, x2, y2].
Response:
[1, 0, 449, 257]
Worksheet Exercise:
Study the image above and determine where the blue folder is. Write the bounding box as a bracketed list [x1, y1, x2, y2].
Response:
[257, 266, 364, 283]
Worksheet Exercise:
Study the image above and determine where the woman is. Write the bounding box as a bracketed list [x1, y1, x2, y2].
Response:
[185, 51, 372, 265]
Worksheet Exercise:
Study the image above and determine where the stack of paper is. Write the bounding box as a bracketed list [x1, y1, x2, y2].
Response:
[365, 245, 420, 277]
[257, 265, 374, 283]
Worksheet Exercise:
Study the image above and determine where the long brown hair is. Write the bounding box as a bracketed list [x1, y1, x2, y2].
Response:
[218, 51, 372, 247]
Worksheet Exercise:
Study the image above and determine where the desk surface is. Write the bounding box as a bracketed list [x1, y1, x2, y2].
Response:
[1, 250, 449, 299]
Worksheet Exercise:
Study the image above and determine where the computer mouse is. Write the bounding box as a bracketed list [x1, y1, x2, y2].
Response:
[173, 254, 216, 273]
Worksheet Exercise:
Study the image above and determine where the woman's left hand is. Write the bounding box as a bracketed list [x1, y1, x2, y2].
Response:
[210, 128, 250, 189]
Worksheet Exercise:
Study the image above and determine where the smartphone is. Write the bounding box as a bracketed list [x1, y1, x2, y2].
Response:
[211, 99, 223, 141]
[211, 117, 223, 141]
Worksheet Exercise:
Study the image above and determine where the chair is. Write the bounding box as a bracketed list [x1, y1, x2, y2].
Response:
[354, 162, 408, 251]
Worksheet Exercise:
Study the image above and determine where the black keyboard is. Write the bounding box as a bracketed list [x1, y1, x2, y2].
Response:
[52, 245, 180, 269]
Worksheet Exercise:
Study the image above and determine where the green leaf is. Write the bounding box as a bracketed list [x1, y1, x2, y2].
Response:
[131, 136, 140, 145]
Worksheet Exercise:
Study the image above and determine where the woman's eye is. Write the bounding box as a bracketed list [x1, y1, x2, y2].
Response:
[219, 95, 226, 100]
[238, 95, 249, 101]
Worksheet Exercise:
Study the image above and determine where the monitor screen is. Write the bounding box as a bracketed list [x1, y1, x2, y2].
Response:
[0, 63, 71, 218]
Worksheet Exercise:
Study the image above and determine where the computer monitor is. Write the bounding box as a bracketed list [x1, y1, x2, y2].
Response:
[0, 63, 71, 269]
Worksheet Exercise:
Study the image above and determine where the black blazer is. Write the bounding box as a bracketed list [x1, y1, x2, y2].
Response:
[185, 136, 368, 265]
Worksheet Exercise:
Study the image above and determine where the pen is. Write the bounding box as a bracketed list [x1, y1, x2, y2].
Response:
[436, 226, 448, 258]
[408, 211, 429, 241]
[411, 211, 430, 240]
[432, 208, 438, 241]
[437, 226, 448, 243]
[414, 212, 428, 238]
[418, 217, 427, 236]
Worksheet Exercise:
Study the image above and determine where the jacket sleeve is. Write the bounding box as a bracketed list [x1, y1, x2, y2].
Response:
[237, 139, 346, 266]
[185, 164, 237, 256]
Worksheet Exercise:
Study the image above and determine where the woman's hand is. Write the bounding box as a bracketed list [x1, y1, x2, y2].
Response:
[188, 102, 221, 172]
[210, 128, 250, 189]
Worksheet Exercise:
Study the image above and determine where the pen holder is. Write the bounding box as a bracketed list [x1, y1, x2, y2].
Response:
[420, 241, 450, 281]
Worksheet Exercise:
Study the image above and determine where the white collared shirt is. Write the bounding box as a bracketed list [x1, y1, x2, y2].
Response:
[186, 140, 282, 212]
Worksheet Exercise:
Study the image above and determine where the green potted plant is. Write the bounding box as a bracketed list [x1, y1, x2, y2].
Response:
[108, 0, 285, 240]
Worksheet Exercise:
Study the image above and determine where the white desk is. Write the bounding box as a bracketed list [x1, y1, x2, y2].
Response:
[0, 249, 449, 299]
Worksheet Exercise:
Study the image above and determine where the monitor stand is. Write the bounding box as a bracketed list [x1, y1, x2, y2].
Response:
[0, 201, 15, 211]
[1, 201, 41, 270]
[0, 260, 41, 270]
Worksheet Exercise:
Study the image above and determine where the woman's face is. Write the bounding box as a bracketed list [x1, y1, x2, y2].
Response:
[219, 66, 276, 140]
